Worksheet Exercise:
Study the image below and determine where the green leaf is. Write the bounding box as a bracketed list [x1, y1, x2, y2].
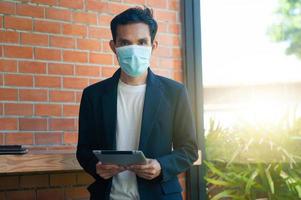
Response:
[211, 190, 243, 200]
[245, 169, 259, 194]
[265, 166, 275, 194]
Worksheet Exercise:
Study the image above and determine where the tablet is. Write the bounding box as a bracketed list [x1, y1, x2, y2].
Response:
[93, 150, 147, 166]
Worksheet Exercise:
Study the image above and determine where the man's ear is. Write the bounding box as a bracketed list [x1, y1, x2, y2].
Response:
[152, 40, 158, 52]
[109, 40, 116, 54]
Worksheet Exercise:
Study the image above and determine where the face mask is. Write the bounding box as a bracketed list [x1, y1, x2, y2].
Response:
[116, 45, 152, 77]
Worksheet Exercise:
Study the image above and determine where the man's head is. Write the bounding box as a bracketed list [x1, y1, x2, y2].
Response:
[109, 7, 158, 79]
[110, 7, 158, 45]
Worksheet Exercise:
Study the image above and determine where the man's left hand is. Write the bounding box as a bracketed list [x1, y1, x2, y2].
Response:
[127, 159, 161, 180]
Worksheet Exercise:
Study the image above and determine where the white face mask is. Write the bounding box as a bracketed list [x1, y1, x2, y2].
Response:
[116, 45, 152, 77]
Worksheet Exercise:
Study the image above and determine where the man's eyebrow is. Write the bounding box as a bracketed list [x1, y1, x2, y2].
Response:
[138, 38, 148, 42]
[117, 38, 131, 42]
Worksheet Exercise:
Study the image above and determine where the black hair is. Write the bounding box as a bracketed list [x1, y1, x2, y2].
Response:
[110, 6, 158, 43]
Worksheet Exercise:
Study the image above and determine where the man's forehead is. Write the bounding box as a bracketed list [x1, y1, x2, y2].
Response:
[116, 23, 151, 39]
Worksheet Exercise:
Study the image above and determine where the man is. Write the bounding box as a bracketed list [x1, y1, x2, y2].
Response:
[76, 6, 198, 200]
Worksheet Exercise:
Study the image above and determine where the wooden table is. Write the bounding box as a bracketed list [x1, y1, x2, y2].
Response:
[0, 150, 82, 174]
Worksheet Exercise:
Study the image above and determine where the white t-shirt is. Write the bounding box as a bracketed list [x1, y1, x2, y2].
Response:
[109, 79, 146, 200]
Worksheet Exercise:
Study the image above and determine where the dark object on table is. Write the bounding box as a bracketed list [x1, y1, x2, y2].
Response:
[0, 145, 28, 155]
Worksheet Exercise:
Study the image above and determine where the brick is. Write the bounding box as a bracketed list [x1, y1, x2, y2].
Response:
[75, 65, 100, 76]
[108, 3, 130, 15]
[4, 103, 33, 116]
[157, 34, 180, 46]
[0, 176, 19, 190]
[32, 0, 57, 6]
[4, 74, 33, 87]
[20, 174, 49, 188]
[155, 10, 177, 22]
[48, 63, 74, 75]
[0, 16, 2, 29]
[146, 0, 167, 9]
[0, 88, 18, 101]
[63, 23, 86, 37]
[0, 1, 16, 15]
[35, 48, 61, 61]
[5, 133, 33, 145]
[16, 4, 44, 18]
[63, 50, 87, 63]
[63, 132, 78, 144]
[19, 89, 48, 101]
[50, 173, 76, 186]
[88, 27, 111, 39]
[102, 41, 112, 52]
[49, 90, 75, 102]
[50, 36, 75, 48]
[34, 20, 61, 34]
[86, 0, 108, 12]
[89, 53, 112, 65]
[21, 32, 48, 46]
[65, 186, 89, 199]
[49, 118, 76, 131]
[0, 60, 17, 72]
[63, 104, 79, 116]
[59, 0, 83, 9]
[73, 12, 97, 24]
[4, 16, 32, 31]
[153, 46, 171, 57]
[173, 71, 182, 83]
[168, 0, 180, 10]
[76, 91, 82, 103]
[123, 0, 145, 4]
[0, 30, 19, 43]
[0, 118, 18, 130]
[76, 172, 93, 185]
[35, 132, 62, 145]
[46, 7, 71, 21]
[35, 75, 61, 88]
[4, 45, 33, 59]
[6, 190, 35, 200]
[168, 23, 181, 34]
[37, 188, 64, 200]
[102, 67, 116, 77]
[19, 118, 47, 131]
[98, 14, 112, 26]
[63, 77, 89, 89]
[89, 78, 100, 85]
[19, 61, 47, 74]
[0, 104, 2, 115]
[158, 22, 168, 33]
[159, 58, 181, 70]
[171, 47, 181, 57]
[35, 104, 61, 116]
[77, 38, 101, 51]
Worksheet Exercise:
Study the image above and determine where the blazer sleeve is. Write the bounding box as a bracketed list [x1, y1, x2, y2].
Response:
[157, 86, 198, 182]
[76, 89, 100, 181]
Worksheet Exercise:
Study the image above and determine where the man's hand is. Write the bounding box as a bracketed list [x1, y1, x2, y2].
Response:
[96, 162, 126, 179]
[127, 159, 161, 180]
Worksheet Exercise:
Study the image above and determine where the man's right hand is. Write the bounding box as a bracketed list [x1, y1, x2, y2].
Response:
[96, 162, 125, 179]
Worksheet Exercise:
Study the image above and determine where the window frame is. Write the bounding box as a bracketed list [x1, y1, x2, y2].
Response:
[181, 0, 207, 199]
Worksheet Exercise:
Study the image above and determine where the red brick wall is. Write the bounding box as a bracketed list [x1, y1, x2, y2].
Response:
[0, 0, 184, 199]
[0, 0, 182, 149]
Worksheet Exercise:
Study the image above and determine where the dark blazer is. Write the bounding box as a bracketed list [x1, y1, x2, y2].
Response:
[76, 68, 198, 200]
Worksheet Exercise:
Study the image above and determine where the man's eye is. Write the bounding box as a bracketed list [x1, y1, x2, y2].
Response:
[138, 40, 148, 45]
[120, 41, 130, 46]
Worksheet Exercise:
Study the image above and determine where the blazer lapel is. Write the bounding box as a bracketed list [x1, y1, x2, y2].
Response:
[101, 69, 120, 150]
[138, 68, 162, 152]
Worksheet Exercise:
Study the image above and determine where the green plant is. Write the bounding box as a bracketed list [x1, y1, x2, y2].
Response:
[205, 119, 301, 200]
